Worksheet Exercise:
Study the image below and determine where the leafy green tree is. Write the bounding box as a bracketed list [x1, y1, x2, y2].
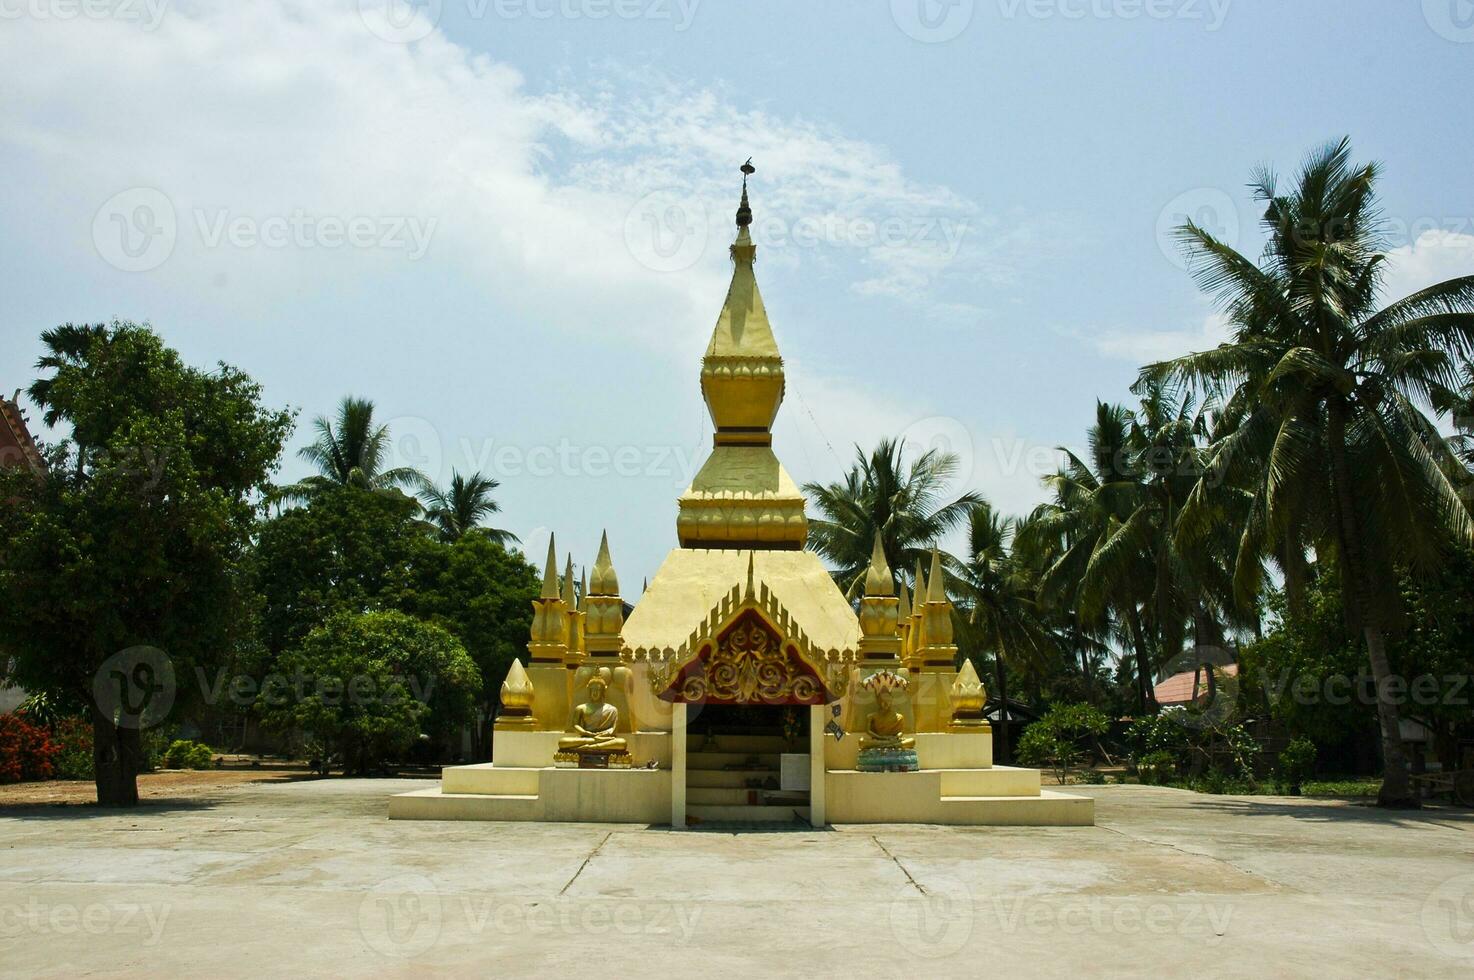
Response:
[419, 470, 516, 544]
[804, 438, 980, 597]
[285, 396, 427, 503]
[1142, 139, 1474, 806]
[265, 610, 478, 775]
[1017, 702, 1110, 784]
[249, 486, 427, 662]
[388, 534, 538, 758]
[0, 322, 292, 805]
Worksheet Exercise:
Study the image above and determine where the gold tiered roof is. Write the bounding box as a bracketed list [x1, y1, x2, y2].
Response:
[676, 170, 808, 550]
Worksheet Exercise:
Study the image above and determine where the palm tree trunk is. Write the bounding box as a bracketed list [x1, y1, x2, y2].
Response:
[1326, 396, 1416, 808]
[1126, 606, 1157, 714]
[992, 651, 1011, 763]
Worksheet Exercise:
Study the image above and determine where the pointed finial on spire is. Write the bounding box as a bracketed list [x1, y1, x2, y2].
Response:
[926, 549, 947, 604]
[864, 531, 894, 597]
[736, 158, 755, 228]
[590, 530, 619, 596]
[578, 568, 588, 612]
[562, 554, 576, 606]
[898, 580, 912, 620]
[540, 534, 560, 599]
[914, 557, 928, 605]
[744, 550, 756, 600]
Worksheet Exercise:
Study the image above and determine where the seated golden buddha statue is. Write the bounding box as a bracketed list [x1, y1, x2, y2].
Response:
[555, 669, 631, 767]
[859, 687, 915, 751]
[857, 670, 919, 772]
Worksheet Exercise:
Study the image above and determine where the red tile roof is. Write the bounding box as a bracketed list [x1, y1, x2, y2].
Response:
[1154, 662, 1239, 706]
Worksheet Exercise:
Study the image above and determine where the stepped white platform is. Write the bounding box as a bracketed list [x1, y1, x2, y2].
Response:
[390, 726, 1093, 827]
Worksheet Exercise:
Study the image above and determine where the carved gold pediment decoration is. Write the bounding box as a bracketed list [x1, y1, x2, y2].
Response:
[661, 610, 826, 705]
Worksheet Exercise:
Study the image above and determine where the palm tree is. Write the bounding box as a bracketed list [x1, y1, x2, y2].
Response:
[804, 438, 981, 596]
[286, 396, 427, 501]
[420, 470, 517, 544]
[953, 502, 1060, 761]
[1027, 402, 1163, 714]
[1141, 138, 1474, 807]
[27, 323, 109, 429]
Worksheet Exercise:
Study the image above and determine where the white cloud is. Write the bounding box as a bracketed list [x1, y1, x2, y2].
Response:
[0, 1, 992, 349]
[1086, 312, 1233, 364]
[1381, 230, 1474, 306]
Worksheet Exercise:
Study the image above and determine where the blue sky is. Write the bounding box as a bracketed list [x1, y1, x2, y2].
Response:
[3, 0, 1472, 587]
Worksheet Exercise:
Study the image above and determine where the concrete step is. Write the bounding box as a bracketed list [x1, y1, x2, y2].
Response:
[687, 787, 753, 805]
[687, 735, 795, 753]
[389, 787, 541, 821]
[938, 790, 1095, 826]
[686, 804, 811, 824]
[686, 769, 780, 789]
[686, 751, 782, 770]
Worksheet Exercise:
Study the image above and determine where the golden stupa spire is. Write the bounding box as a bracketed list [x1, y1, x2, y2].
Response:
[864, 532, 894, 597]
[540, 535, 561, 599]
[700, 159, 784, 441]
[676, 161, 808, 550]
[589, 530, 619, 596]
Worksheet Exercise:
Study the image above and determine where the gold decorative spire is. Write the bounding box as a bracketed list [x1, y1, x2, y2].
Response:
[858, 533, 902, 664]
[540, 535, 560, 599]
[494, 659, 536, 730]
[864, 532, 894, 597]
[926, 549, 947, 604]
[562, 555, 576, 607]
[950, 659, 989, 731]
[676, 162, 808, 550]
[578, 568, 588, 613]
[914, 558, 928, 604]
[898, 581, 912, 621]
[589, 530, 619, 596]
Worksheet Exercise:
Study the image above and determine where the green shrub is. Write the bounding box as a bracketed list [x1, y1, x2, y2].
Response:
[1302, 779, 1381, 798]
[264, 610, 478, 775]
[1078, 768, 1106, 785]
[1017, 703, 1109, 784]
[163, 740, 215, 770]
[1137, 750, 1177, 785]
[1277, 737, 1317, 795]
[50, 717, 94, 780]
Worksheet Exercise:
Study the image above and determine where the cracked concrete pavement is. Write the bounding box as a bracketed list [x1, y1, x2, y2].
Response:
[2, 779, 1472, 977]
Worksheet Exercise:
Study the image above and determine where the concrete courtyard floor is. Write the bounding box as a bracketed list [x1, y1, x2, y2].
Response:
[2, 779, 1473, 978]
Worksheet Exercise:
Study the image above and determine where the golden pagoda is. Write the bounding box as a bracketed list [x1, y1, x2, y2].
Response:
[391, 166, 1092, 827]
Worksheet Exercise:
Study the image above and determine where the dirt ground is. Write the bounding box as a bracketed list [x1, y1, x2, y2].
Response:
[0, 768, 318, 807]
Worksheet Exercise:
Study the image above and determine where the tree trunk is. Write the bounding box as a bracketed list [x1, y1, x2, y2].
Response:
[1325, 396, 1417, 808]
[91, 704, 141, 807]
[992, 652, 1011, 764]
[1126, 607, 1157, 714]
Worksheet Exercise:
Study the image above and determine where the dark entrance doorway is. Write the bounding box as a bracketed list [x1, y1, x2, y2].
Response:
[688, 702, 809, 741]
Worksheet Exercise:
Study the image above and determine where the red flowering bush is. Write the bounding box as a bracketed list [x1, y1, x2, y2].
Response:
[0, 712, 57, 783]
